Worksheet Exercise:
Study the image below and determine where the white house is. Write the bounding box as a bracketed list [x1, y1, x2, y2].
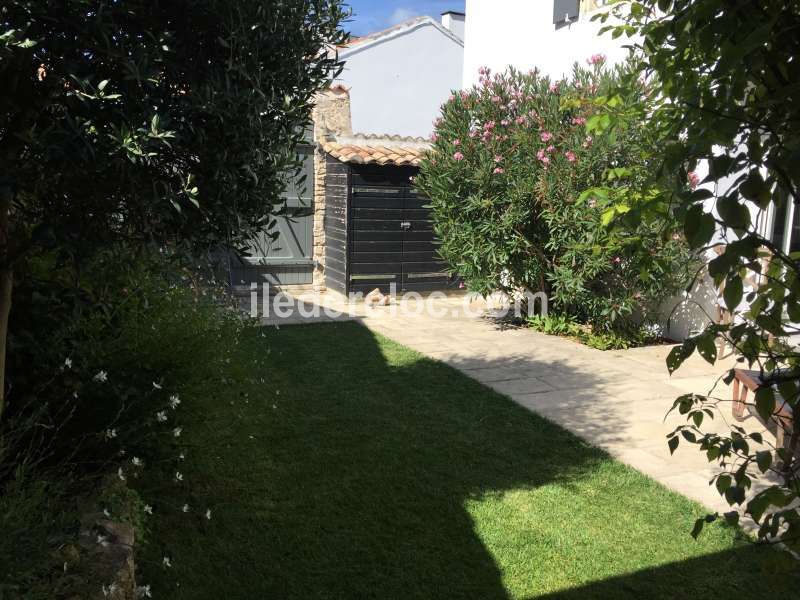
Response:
[463, 0, 626, 86]
[334, 14, 465, 138]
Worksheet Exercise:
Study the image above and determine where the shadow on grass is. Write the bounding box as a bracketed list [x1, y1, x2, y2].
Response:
[139, 322, 798, 599]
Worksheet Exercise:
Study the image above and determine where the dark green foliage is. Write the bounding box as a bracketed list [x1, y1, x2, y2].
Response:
[1, 0, 347, 260]
[415, 63, 693, 333]
[593, 0, 800, 543]
[528, 313, 659, 349]
[1, 251, 253, 595]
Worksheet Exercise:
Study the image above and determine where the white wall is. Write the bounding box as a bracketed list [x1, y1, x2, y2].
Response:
[463, 0, 630, 86]
[336, 21, 463, 138]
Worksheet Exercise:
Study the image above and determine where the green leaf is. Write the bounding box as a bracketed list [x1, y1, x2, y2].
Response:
[723, 275, 743, 310]
[696, 333, 718, 365]
[668, 435, 679, 455]
[690, 517, 705, 539]
[754, 387, 776, 422]
[666, 340, 695, 374]
[755, 450, 772, 473]
[715, 474, 732, 496]
[684, 205, 714, 248]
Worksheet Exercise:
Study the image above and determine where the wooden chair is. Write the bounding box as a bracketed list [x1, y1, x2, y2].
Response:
[731, 368, 797, 470]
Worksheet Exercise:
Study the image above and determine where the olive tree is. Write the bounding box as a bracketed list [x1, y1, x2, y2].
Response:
[0, 0, 348, 418]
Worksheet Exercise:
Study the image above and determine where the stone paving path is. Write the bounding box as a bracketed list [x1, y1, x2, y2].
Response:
[262, 291, 775, 513]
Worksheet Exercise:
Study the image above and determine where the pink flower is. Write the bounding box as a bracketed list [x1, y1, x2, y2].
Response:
[430, 132, 439, 142]
[546, 145, 555, 153]
[582, 135, 593, 148]
[494, 155, 503, 163]
[540, 131, 552, 142]
[483, 121, 496, 130]
[493, 167, 505, 174]
[565, 151, 577, 162]
[688, 171, 700, 190]
[453, 152, 464, 161]
[491, 95, 502, 103]
[587, 53, 607, 66]
[537, 149, 550, 166]
[612, 256, 621, 264]
[478, 66, 489, 76]
[448, 94, 456, 102]
[500, 119, 510, 126]
[549, 82, 560, 93]
[468, 129, 478, 138]
[453, 139, 461, 146]
[515, 116, 526, 125]
[571, 116, 586, 126]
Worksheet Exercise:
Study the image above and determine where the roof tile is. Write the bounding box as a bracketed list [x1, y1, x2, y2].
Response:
[321, 134, 430, 167]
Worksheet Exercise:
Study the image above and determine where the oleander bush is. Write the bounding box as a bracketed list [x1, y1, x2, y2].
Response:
[416, 60, 694, 335]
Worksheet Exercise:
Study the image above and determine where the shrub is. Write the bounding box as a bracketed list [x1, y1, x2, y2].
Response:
[0, 249, 255, 595]
[593, 0, 800, 544]
[416, 61, 693, 333]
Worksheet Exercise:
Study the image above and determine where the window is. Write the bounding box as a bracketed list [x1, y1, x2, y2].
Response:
[771, 196, 800, 255]
[552, 0, 580, 26]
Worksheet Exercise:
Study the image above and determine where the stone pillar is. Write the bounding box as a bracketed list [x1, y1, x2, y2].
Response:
[311, 85, 352, 291]
[312, 146, 327, 291]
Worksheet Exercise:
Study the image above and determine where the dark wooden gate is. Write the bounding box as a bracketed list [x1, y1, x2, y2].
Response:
[348, 164, 453, 294]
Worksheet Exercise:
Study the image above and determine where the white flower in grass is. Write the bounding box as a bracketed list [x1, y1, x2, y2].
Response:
[179, 452, 185, 461]
[117, 467, 126, 481]
[104, 428, 117, 440]
[174, 471, 183, 482]
[182, 503, 190, 513]
[172, 427, 182, 438]
[132, 456, 143, 467]
[168, 394, 181, 409]
[103, 508, 111, 518]
[63, 357, 72, 369]
[135, 584, 152, 598]
[162, 556, 172, 568]
[205, 509, 212, 520]
[97, 534, 109, 547]
[152, 381, 162, 390]
[143, 504, 153, 515]
[73, 391, 79, 399]
[155, 411, 167, 423]
[93, 370, 108, 383]
[102, 582, 119, 597]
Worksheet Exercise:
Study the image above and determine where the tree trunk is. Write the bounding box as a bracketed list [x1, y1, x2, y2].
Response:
[0, 185, 12, 422]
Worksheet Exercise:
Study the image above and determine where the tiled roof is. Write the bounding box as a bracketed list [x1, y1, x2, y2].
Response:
[320, 134, 430, 166]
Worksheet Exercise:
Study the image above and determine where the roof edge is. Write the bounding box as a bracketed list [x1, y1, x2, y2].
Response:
[341, 16, 463, 57]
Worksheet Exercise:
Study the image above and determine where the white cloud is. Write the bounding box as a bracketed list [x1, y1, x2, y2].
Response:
[389, 7, 416, 25]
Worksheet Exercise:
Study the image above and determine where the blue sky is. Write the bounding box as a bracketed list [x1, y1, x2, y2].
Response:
[344, 1, 466, 36]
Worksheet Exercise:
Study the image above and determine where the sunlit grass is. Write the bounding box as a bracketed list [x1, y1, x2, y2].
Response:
[139, 322, 796, 598]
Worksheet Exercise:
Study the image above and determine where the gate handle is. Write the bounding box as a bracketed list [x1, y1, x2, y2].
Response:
[400, 221, 411, 230]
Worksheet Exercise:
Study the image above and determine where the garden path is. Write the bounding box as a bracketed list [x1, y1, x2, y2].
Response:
[260, 290, 776, 515]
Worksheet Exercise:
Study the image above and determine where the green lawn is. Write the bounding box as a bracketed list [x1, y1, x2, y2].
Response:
[140, 322, 797, 598]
